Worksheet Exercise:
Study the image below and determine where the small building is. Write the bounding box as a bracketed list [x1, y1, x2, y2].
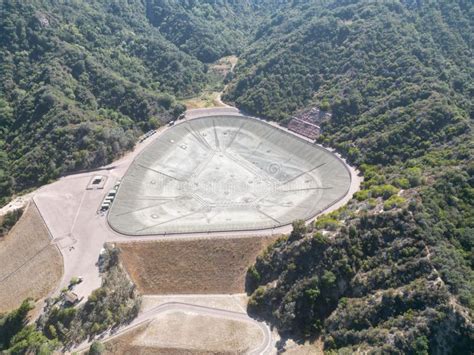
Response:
[64, 291, 79, 306]
[86, 175, 107, 190]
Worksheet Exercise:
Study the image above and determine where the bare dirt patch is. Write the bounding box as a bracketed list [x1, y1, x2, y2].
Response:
[183, 91, 225, 109]
[183, 55, 238, 110]
[102, 311, 263, 354]
[210, 55, 238, 77]
[283, 339, 324, 354]
[117, 236, 277, 294]
[0, 202, 63, 312]
[139, 312, 263, 352]
[99, 323, 150, 355]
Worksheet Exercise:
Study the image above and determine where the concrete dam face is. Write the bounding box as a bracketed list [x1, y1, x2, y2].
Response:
[108, 115, 351, 235]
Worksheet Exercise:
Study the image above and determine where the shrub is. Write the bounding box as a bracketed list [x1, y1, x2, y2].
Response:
[315, 216, 340, 231]
[69, 277, 80, 287]
[248, 286, 266, 308]
[367, 198, 378, 208]
[247, 265, 261, 283]
[0, 208, 23, 237]
[322, 271, 337, 288]
[354, 189, 370, 201]
[384, 195, 406, 210]
[394, 177, 410, 189]
[410, 336, 429, 355]
[89, 340, 105, 354]
[370, 184, 398, 200]
[406, 167, 423, 187]
[289, 220, 307, 241]
[313, 232, 330, 245]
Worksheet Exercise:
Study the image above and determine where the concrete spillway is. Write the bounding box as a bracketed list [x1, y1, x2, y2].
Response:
[108, 115, 351, 235]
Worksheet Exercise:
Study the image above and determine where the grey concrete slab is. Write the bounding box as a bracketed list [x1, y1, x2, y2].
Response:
[108, 115, 351, 235]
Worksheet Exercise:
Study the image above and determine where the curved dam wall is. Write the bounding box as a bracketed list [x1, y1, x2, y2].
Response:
[108, 115, 351, 235]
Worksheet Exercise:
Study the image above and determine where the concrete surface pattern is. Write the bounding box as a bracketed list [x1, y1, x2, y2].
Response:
[109, 115, 351, 235]
[32, 107, 360, 300]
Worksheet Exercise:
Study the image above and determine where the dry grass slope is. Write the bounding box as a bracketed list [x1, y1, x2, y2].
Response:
[117, 236, 277, 294]
[0, 202, 63, 312]
[101, 311, 263, 354]
[183, 91, 225, 109]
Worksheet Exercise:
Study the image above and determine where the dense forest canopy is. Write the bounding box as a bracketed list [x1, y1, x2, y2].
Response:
[227, 0, 473, 353]
[0, 0, 293, 203]
[0, 0, 207, 201]
[0, 0, 472, 353]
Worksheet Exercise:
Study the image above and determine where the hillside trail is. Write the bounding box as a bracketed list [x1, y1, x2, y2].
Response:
[215, 91, 232, 107]
[214, 56, 238, 108]
[423, 244, 473, 326]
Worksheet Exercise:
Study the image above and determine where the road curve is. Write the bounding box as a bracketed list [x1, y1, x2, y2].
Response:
[73, 301, 273, 354]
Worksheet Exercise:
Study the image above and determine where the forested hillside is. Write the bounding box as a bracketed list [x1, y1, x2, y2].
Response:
[0, 0, 291, 205]
[145, 0, 294, 63]
[145, 0, 256, 62]
[229, 0, 473, 353]
[0, 1, 208, 203]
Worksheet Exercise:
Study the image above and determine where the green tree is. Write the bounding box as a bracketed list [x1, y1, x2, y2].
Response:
[0, 299, 34, 350]
[289, 219, 307, 241]
[89, 340, 105, 355]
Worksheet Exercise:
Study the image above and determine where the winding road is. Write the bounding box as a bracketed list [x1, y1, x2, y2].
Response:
[73, 301, 273, 354]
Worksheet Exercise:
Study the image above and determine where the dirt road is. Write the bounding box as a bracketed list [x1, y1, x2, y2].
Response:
[73, 301, 273, 354]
